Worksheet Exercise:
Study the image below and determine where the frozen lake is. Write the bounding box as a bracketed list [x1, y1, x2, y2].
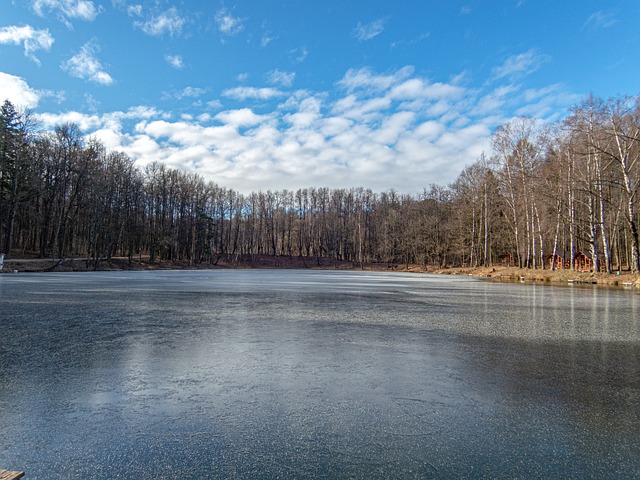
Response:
[1, 269, 639, 479]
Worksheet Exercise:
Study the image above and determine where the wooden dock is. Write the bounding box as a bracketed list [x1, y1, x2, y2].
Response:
[0, 470, 25, 480]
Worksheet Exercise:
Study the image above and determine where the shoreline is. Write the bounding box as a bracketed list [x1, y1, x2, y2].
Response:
[2, 254, 639, 289]
[429, 265, 640, 289]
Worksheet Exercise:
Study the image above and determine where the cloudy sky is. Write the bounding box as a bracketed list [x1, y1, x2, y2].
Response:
[1, 1, 638, 194]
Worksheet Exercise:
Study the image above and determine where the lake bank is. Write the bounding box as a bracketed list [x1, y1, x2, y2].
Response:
[2, 253, 639, 289]
[429, 264, 640, 288]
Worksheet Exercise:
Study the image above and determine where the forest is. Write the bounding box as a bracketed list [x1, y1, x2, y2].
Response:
[1, 94, 639, 273]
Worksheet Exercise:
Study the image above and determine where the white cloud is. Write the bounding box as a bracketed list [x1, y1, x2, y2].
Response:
[284, 102, 322, 130]
[135, 7, 186, 37]
[32, 0, 101, 26]
[0, 72, 41, 108]
[472, 85, 518, 116]
[35, 104, 164, 147]
[222, 87, 285, 101]
[215, 7, 244, 36]
[261, 32, 275, 47]
[84, 92, 99, 111]
[115, 68, 497, 191]
[332, 94, 391, 122]
[338, 66, 414, 93]
[352, 19, 386, 41]
[40, 89, 66, 104]
[26, 64, 577, 194]
[121, 105, 162, 120]
[38, 110, 102, 131]
[267, 69, 295, 88]
[376, 111, 416, 145]
[516, 84, 581, 120]
[122, 134, 164, 164]
[163, 86, 208, 103]
[126, 4, 143, 17]
[165, 54, 184, 69]
[91, 127, 123, 150]
[583, 10, 617, 30]
[490, 49, 550, 81]
[61, 42, 113, 85]
[289, 47, 308, 63]
[215, 108, 268, 127]
[177, 87, 206, 99]
[0, 25, 54, 64]
[390, 78, 465, 101]
[391, 32, 430, 50]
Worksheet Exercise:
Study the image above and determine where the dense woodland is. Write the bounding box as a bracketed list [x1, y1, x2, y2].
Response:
[1, 95, 639, 273]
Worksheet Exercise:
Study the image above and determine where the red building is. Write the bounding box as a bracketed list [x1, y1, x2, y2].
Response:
[573, 252, 592, 272]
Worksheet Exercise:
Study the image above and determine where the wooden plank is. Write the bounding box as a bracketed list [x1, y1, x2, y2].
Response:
[0, 470, 25, 480]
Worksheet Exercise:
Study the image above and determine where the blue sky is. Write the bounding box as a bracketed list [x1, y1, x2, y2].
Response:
[1, 0, 638, 193]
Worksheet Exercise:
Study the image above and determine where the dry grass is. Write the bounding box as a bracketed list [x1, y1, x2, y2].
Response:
[425, 265, 640, 288]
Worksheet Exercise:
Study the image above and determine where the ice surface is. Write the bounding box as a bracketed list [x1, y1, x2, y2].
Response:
[1, 270, 639, 478]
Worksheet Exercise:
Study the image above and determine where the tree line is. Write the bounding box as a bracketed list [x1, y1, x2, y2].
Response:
[1, 95, 639, 273]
